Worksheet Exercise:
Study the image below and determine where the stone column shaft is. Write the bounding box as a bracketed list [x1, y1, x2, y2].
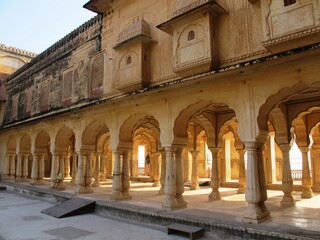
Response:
[175, 147, 187, 207]
[243, 141, 270, 223]
[38, 154, 45, 185]
[159, 150, 166, 194]
[111, 150, 122, 200]
[237, 149, 246, 194]
[279, 144, 295, 207]
[76, 153, 85, 193]
[84, 152, 93, 191]
[22, 154, 29, 180]
[15, 154, 23, 181]
[121, 150, 132, 199]
[100, 153, 106, 181]
[162, 147, 178, 209]
[70, 153, 77, 184]
[190, 151, 199, 190]
[209, 147, 221, 200]
[300, 147, 314, 198]
[9, 155, 15, 180]
[152, 153, 161, 187]
[64, 154, 71, 179]
[31, 154, 39, 185]
[93, 153, 101, 187]
[3, 155, 10, 179]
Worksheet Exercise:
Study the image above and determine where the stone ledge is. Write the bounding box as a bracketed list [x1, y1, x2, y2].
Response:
[0, 181, 316, 240]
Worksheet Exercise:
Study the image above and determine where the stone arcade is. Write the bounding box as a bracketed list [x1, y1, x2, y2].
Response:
[1, 0, 320, 226]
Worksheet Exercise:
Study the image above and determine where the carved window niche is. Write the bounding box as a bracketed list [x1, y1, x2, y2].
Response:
[41, 79, 50, 112]
[90, 54, 104, 98]
[261, 0, 320, 53]
[157, 0, 226, 77]
[113, 18, 153, 93]
[24, 87, 32, 117]
[11, 93, 19, 121]
[62, 69, 73, 106]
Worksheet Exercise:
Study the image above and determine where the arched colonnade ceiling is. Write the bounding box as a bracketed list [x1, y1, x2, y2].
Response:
[174, 100, 241, 148]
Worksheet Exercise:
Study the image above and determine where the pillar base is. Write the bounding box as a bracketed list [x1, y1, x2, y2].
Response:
[280, 194, 296, 207]
[121, 191, 132, 200]
[30, 179, 45, 185]
[69, 178, 76, 184]
[110, 190, 123, 201]
[92, 181, 101, 187]
[162, 195, 185, 210]
[56, 182, 66, 190]
[301, 187, 314, 199]
[237, 185, 246, 194]
[190, 183, 199, 190]
[100, 175, 107, 182]
[158, 186, 165, 194]
[152, 181, 160, 187]
[208, 190, 221, 200]
[75, 185, 93, 194]
[243, 203, 270, 223]
[15, 177, 24, 182]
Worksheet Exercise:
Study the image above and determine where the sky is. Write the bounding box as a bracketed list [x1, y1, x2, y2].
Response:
[0, 0, 96, 54]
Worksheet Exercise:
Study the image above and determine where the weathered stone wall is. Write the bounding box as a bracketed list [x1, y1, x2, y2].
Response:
[4, 16, 102, 125]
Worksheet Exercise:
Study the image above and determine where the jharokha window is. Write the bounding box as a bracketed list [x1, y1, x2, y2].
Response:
[188, 30, 195, 41]
[284, 0, 296, 6]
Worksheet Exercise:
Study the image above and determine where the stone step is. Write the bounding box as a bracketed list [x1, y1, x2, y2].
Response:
[167, 223, 204, 240]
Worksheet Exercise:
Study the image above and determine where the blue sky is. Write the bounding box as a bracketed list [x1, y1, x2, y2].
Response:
[0, 0, 96, 54]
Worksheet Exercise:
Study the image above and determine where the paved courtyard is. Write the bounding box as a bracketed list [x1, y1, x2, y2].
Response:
[0, 191, 212, 240]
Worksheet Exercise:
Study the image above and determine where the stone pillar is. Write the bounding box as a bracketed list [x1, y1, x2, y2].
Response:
[64, 154, 71, 179]
[152, 153, 161, 187]
[56, 154, 66, 189]
[175, 146, 187, 207]
[300, 147, 314, 198]
[237, 149, 246, 194]
[121, 149, 132, 199]
[111, 150, 122, 200]
[162, 147, 178, 209]
[279, 144, 295, 207]
[311, 147, 320, 192]
[84, 152, 93, 192]
[9, 154, 15, 180]
[22, 154, 29, 180]
[31, 154, 39, 185]
[159, 150, 166, 194]
[93, 152, 101, 187]
[90, 154, 95, 178]
[100, 153, 106, 181]
[76, 151, 93, 194]
[70, 153, 77, 184]
[15, 154, 24, 182]
[76, 152, 85, 193]
[190, 150, 199, 190]
[38, 153, 45, 185]
[3, 154, 10, 179]
[243, 141, 270, 223]
[209, 147, 221, 200]
[50, 152, 59, 187]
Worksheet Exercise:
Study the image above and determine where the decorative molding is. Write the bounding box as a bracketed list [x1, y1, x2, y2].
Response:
[220, 50, 269, 66]
[173, 57, 211, 72]
[263, 26, 320, 48]
[152, 74, 180, 84]
[0, 43, 37, 58]
[172, 0, 210, 18]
